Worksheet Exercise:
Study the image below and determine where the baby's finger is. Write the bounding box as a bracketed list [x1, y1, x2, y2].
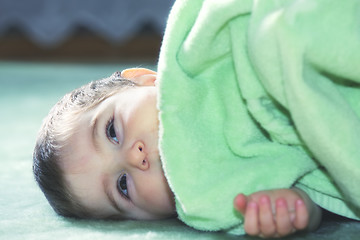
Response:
[244, 201, 260, 236]
[293, 199, 309, 230]
[275, 198, 293, 236]
[234, 193, 247, 215]
[258, 195, 276, 237]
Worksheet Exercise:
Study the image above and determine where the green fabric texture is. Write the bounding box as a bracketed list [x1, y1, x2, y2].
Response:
[157, 0, 360, 234]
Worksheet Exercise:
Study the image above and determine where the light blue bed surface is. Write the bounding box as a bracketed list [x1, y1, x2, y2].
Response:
[0, 61, 359, 239]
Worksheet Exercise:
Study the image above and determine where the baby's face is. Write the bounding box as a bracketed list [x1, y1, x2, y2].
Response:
[61, 83, 175, 220]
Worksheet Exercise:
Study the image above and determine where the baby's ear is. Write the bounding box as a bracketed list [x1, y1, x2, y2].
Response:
[121, 68, 157, 86]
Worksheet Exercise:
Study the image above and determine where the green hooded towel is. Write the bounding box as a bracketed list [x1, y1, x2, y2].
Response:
[157, 0, 360, 234]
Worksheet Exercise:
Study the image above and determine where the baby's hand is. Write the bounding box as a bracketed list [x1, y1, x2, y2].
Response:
[233, 188, 321, 238]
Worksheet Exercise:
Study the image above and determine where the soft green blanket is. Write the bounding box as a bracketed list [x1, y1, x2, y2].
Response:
[157, 0, 360, 234]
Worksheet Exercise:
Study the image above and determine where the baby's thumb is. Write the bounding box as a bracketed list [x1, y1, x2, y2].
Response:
[233, 193, 247, 215]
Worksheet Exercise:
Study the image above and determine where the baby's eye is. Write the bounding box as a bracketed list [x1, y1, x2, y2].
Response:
[117, 173, 130, 200]
[106, 118, 119, 144]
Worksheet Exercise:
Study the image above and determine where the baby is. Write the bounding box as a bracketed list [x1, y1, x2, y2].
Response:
[33, 68, 322, 238]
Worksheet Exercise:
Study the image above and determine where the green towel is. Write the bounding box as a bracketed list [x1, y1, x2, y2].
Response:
[157, 0, 360, 234]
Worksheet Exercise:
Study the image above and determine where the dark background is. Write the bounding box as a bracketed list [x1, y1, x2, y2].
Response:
[0, 0, 175, 63]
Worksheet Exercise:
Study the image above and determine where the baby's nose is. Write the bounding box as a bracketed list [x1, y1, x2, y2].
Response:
[127, 141, 149, 171]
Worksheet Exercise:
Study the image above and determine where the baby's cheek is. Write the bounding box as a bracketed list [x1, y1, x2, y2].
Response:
[134, 176, 159, 203]
[144, 176, 170, 207]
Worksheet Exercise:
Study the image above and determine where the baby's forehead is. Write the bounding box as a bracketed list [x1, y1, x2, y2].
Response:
[60, 131, 95, 175]
[59, 110, 98, 172]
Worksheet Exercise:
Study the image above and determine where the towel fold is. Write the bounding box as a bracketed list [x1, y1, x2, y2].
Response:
[157, 0, 360, 234]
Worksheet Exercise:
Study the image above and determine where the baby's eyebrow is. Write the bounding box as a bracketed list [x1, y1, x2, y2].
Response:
[103, 177, 125, 216]
[90, 116, 101, 152]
